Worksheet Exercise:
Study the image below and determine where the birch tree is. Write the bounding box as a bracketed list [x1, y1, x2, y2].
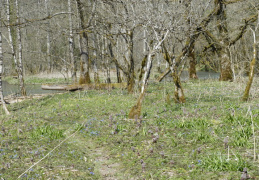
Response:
[45, 0, 52, 72]
[129, 30, 169, 119]
[6, 0, 26, 96]
[0, 22, 10, 115]
[68, 0, 77, 83]
[15, 0, 26, 96]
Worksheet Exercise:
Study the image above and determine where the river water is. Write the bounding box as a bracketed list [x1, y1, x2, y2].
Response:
[2, 71, 220, 96]
[2, 81, 64, 96]
[163, 70, 220, 81]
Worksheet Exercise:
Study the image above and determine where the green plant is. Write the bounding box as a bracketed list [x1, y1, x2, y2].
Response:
[30, 125, 64, 140]
[197, 153, 250, 171]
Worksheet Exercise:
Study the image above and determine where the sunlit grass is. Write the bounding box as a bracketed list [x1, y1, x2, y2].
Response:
[0, 78, 259, 179]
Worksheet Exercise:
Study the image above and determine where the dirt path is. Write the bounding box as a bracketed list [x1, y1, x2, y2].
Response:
[72, 134, 132, 179]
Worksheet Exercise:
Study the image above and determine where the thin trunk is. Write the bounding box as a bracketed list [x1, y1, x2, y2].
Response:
[93, 24, 100, 84]
[93, 44, 100, 83]
[115, 36, 122, 83]
[170, 60, 186, 103]
[243, 29, 257, 101]
[138, 55, 147, 83]
[116, 64, 122, 83]
[0, 32, 10, 115]
[76, 0, 91, 84]
[68, 0, 77, 83]
[127, 31, 135, 94]
[129, 53, 152, 119]
[157, 55, 162, 73]
[106, 66, 111, 83]
[129, 31, 169, 119]
[45, 0, 52, 72]
[6, 0, 18, 70]
[184, 0, 198, 79]
[188, 43, 198, 79]
[103, 34, 111, 84]
[15, 0, 26, 96]
[163, 45, 186, 103]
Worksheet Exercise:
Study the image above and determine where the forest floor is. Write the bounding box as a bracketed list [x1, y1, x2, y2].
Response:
[0, 77, 259, 179]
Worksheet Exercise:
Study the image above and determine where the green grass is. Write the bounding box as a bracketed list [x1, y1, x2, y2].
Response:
[0, 78, 259, 179]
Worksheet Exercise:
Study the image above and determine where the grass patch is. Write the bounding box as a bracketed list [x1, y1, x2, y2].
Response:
[0, 78, 259, 179]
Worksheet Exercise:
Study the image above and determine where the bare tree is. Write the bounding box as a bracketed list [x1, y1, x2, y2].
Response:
[243, 11, 259, 101]
[129, 30, 169, 119]
[45, 0, 52, 72]
[6, 0, 26, 96]
[0, 25, 10, 114]
[15, 0, 26, 96]
[68, 0, 77, 83]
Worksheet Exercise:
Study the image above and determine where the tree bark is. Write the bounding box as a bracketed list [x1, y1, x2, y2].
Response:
[127, 31, 135, 94]
[0, 31, 10, 115]
[215, 0, 233, 81]
[45, 0, 52, 72]
[129, 31, 169, 119]
[185, 0, 198, 79]
[129, 53, 153, 119]
[7, 0, 26, 96]
[68, 0, 77, 83]
[243, 28, 257, 101]
[188, 43, 198, 79]
[76, 0, 91, 84]
[6, 0, 17, 70]
[163, 44, 186, 103]
[15, 0, 26, 96]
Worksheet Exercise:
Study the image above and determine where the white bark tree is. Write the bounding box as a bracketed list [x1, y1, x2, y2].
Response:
[15, 0, 26, 96]
[0, 28, 10, 115]
[68, 0, 77, 83]
[45, 0, 52, 72]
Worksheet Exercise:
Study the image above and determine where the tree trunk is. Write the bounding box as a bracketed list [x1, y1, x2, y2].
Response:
[129, 31, 169, 119]
[68, 0, 77, 83]
[215, 0, 233, 81]
[218, 44, 232, 81]
[243, 29, 257, 101]
[163, 45, 186, 103]
[0, 32, 10, 115]
[116, 64, 122, 83]
[170, 61, 186, 103]
[15, 0, 26, 96]
[188, 43, 198, 79]
[45, 0, 52, 72]
[6, 0, 18, 71]
[129, 53, 152, 119]
[127, 31, 135, 94]
[92, 29, 100, 84]
[138, 55, 147, 83]
[76, 0, 91, 84]
[184, 0, 198, 79]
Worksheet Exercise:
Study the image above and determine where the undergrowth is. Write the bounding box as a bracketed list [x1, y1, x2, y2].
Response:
[0, 79, 259, 179]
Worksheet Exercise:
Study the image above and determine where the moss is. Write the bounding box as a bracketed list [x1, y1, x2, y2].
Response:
[139, 55, 147, 81]
[188, 45, 198, 79]
[128, 93, 145, 119]
[172, 72, 186, 103]
[127, 76, 135, 94]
